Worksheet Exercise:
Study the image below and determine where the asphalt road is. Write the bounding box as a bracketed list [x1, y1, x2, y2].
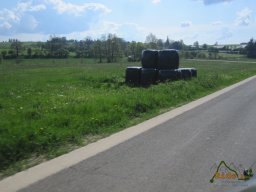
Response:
[20, 78, 256, 192]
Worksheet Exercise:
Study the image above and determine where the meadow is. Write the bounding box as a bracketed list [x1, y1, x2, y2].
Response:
[1, 58, 256, 177]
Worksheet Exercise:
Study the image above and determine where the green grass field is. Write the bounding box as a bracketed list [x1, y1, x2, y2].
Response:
[1, 58, 256, 178]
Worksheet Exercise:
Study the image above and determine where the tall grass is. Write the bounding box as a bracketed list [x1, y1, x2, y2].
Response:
[0, 58, 256, 176]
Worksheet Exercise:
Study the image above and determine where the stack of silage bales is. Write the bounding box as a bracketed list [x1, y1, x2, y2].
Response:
[125, 49, 197, 86]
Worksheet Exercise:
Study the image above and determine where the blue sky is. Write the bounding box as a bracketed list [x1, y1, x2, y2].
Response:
[0, 0, 255, 44]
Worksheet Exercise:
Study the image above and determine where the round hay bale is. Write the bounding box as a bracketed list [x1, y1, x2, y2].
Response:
[141, 68, 158, 86]
[141, 49, 158, 69]
[158, 49, 179, 70]
[158, 70, 178, 82]
[125, 67, 142, 85]
[177, 68, 192, 80]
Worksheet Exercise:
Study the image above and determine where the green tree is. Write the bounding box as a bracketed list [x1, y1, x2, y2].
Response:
[246, 38, 256, 58]
[45, 36, 69, 58]
[27, 47, 32, 58]
[75, 37, 94, 58]
[0, 53, 2, 64]
[1, 50, 7, 59]
[75, 41, 87, 58]
[10, 39, 23, 57]
[193, 41, 199, 49]
[104, 34, 123, 63]
[145, 33, 158, 49]
[126, 41, 146, 61]
[135, 42, 146, 61]
[157, 39, 164, 50]
[164, 37, 170, 49]
[170, 40, 184, 50]
[93, 39, 103, 63]
[127, 41, 137, 61]
[202, 44, 208, 50]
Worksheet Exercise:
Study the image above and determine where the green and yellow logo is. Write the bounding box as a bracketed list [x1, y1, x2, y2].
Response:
[210, 161, 254, 183]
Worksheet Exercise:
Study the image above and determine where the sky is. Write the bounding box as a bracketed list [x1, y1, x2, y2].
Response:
[0, 0, 255, 45]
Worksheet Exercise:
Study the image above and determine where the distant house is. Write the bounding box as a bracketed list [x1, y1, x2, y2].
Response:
[213, 45, 225, 49]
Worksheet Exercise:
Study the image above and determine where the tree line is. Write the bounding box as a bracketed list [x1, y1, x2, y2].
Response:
[246, 38, 256, 58]
[0, 33, 186, 62]
[0, 33, 255, 63]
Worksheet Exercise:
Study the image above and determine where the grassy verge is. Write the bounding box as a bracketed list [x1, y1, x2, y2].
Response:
[0, 58, 256, 178]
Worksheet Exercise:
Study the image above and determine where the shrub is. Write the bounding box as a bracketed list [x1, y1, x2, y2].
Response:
[196, 52, 207, 59]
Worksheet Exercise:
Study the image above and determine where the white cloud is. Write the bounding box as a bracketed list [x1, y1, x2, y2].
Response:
[61, 21, 121, 40]
[0, 9, 20, 22]
[152, 0, 161, 4]
[218, 27, 232, 40]
[30, 4, 47, 12]
[16, 1, 46, 13]
[205, 0, 233, 4]
[0, 1, 46, 26]
[46, 0, 111, 16]
[0, 1, 47, 34]
[212, 21, 223, 26]
[194, 0, 234, 5]
[0, 22, 12, 29]
[20, 15, 39, 31]
[180, 21, 192, 28]
[59, 21, 147, 42]
[235, 8, 253, 26]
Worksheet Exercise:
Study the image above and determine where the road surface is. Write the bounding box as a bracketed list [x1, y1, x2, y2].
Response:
[18, 77, 256, 192]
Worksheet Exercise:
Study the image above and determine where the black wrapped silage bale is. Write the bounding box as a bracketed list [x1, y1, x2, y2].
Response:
[141, 49, 158, 69]
[125, 67, 142, 85]
[178, 68, 197, 78]
[176, 68, 192, 80]
[158, 49, 179, 70]
[190, 68, 197, 77]
[141, 68, 158, 86]
[158, 70, 178, 82]
[175, 69, 182, 80]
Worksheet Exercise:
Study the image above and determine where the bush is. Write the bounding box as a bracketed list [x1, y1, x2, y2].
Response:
[196, 52, 207, 59]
